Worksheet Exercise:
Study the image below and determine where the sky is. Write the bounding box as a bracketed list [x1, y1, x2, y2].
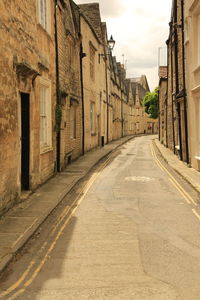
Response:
[77, 0, 172, 91]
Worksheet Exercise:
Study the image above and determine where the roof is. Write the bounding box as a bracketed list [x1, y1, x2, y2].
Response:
[128, 75, 150, 104]
[78, 3, 103, 43]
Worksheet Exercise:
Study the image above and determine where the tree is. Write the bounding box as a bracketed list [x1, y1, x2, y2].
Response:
[143, 87, 159, 119]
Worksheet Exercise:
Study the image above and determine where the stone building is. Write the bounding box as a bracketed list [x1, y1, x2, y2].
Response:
[0, 0, 56, 215]
[78, 3, 109, 151]
[160, 0, 189, 164]
[184, 0, 200, 171]
[130, 76, 158, 135]
[110, 57, 123, 141]
[56, 0, 83, 169]
[159, 0, 200, 172]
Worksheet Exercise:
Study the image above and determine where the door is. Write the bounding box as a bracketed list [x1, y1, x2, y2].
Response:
[21, 93, 30, 190]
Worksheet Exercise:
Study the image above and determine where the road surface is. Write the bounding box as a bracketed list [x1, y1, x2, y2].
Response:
[0, 135, 200, 299]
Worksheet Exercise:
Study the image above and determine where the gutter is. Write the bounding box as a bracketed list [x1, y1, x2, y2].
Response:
[174, 0, 183, 161]
[54, 0, 61, 172]
[80, 41, 86, 155]
[170, 23, 176, 154]
[181, 0, 189, 164]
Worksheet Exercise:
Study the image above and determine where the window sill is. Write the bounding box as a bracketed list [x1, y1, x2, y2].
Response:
[37, 24, 52, 40]
[191, 84, 200, 94]
[40, 146, 53, 155]
[193, 65, 200, 75]
[195, 156, 200, 161]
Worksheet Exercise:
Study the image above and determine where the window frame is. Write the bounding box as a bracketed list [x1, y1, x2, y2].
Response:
[70, 103, 77, 140]
[37, 0, 51, 34]
[39, 78, 52, 153]
[90, 102, 95, 135]
[89, 44, 96, 81]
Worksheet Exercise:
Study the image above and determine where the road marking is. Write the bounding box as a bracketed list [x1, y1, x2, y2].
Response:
[192, 209, 200, 222]
[169, 178, 191, 204]
[1, 156, 111, 299]
[7, 289, 25, 300]
[151, 142, 197, 206]
[150, 144, 165, 171]
[0, 261, 35, 299]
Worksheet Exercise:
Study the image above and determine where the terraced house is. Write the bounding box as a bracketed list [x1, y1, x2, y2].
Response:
[159, 0, 200, 172]
[0, 0, 57, 215]
[0, 0, 158, 217]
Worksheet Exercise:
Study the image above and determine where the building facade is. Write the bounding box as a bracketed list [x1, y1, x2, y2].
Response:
[0, 0, 57, 215]
[159, 0, 200, 172]
[184, 0, 200, 171]
[56, 0, 83, 169]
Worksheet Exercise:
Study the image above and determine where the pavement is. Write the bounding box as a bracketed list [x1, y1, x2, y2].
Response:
[153, 138, 200, 195]
[0, 135, 135, 273]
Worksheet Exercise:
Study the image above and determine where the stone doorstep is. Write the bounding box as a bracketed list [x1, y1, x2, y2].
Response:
[153, 139, 200, 195]
[0, 135, 135, 273]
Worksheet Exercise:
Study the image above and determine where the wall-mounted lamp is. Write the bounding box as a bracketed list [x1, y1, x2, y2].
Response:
[99, 35, 115, 63]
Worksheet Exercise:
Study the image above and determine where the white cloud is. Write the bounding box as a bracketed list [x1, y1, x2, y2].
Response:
[77, 0, 172, 90]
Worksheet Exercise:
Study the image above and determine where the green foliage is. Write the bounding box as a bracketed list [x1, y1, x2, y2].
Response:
[143, 87, 159, 119]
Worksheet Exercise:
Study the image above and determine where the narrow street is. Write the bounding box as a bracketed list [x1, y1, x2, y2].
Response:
[1, 135, 200, 300]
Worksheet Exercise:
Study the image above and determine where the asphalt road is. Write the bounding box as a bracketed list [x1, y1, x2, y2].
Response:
[1, 135, 200, 299]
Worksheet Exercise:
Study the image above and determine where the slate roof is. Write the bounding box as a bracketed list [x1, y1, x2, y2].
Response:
[129, 75, 150, 105]
[78, 3, 103, 43]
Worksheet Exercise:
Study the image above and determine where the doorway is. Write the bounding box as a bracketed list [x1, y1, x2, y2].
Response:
[21, 93, 30, 190]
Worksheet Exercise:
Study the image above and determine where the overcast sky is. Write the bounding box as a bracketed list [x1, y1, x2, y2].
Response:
[77, 0, 172, 91]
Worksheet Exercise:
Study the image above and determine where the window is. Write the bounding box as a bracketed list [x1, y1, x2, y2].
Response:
[198, 98, 200, 154]
[197, 14, 200, 66]
[90, 45, 95, 80]
[38, 0, 51, 33]
[90, 102, 95, 134]
[67, 36, 75, 69]
[136, 122, 139, 131]
[40, 79, 51, 151]
[70, 105, 76, 139]
[136, 108, 139, 116]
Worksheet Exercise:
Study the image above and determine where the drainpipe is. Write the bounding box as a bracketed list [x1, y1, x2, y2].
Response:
[158, 87, 160, 141]
[174, 0, 183, 160]
[121, 87, 124, 137]
[181, 0, 189, 164]
[54, 0, 61, 172]
[166, 39, 169, 148]
[105, 58, 109, 144]
[170, 24, 176, 154]
[80, 42, 86, 156]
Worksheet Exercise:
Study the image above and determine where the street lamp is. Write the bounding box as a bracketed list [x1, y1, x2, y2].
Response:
[108, 35, 115, 51]
[99, 35, 115, 63]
